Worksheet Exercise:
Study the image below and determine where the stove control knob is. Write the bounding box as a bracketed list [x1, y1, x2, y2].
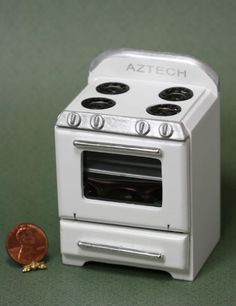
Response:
[159, 123, 173, 138]
[67, 112, 81, 127]
[135, 120, 150, 135]
[91, 115, 104, 130]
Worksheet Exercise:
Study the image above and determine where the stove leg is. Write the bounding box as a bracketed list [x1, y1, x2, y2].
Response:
[62, 254, 86, 267]
[169, 270, 194, 281]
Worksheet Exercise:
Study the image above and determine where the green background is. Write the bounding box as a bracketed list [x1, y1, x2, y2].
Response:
[0, 1, 235, 305]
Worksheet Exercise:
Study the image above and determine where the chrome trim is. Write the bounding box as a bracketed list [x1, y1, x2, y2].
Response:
[56, 111, 188, 141]
[89, 48, 219, 88]
[78, 241, 164, 260]
[73, 140, 161, 156]
[86, 167, 162, 182]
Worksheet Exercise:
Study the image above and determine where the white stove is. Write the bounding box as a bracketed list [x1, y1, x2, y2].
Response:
[55, 49, 220, 280]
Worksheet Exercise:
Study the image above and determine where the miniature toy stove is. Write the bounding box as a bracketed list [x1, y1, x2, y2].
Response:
[55, 49, 220, 280]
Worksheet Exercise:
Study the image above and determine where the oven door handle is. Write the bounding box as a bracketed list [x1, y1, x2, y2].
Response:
[73, 140, 161, 156]
[78, 241, 164, 260]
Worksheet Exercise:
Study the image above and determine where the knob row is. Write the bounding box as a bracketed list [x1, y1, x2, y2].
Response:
[67, 112, 173, 138]
[136, 120, 173, 138]
[67, 112, 104, 130]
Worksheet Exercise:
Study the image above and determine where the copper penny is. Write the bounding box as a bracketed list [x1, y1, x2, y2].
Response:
[6, 223, 48, 265]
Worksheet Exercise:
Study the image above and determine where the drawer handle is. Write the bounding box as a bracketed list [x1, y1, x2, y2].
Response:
[78, 241, 164, 260]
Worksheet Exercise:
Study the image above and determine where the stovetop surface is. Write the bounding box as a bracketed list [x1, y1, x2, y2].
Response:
[65, 78, 205, 123]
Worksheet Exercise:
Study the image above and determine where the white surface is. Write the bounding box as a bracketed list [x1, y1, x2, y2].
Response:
[60, 220, 189, 272]
[55, 128, 190, 232]
[65, 79, 205, 123]
[89, 49, 219, 88]
[188, 98, 221, 279]
[88, 49, 218, 94]
[55, 49, 220, 281]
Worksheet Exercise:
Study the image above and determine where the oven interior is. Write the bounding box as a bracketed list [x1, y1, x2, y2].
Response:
[83, 151, 162, 207]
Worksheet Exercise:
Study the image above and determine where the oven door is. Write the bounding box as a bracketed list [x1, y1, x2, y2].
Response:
[55, 128, 190, 232]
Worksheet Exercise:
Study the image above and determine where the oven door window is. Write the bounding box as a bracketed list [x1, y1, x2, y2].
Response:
[83, 151, 162, 207]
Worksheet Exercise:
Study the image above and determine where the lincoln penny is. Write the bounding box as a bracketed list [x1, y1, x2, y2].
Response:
[6, 223, 48, 265]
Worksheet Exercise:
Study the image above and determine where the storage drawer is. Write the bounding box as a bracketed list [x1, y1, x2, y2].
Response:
[60, 220, 189, 271]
